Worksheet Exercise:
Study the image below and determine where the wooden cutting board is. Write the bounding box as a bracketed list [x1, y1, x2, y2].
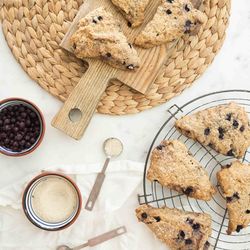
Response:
[52, 0, 178, 140]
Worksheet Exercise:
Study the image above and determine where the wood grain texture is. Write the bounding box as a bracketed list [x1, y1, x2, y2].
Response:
[52, 60, 116, 139]
[60, 0, 176, 94]
[55, 0, 177, 139]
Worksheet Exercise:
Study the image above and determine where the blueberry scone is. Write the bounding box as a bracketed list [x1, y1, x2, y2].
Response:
[136, 205, 212, 250]
[110, 0, 151, 27]
[217, 161, 250, 234]
[175, 102, 250, 158]
[70, 7, 140, 70]
[148, 140, 216, 201]
[135, 0, 206, 48]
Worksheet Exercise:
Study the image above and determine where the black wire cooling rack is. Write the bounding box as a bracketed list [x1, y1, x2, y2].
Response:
[138, 90, 250, 250]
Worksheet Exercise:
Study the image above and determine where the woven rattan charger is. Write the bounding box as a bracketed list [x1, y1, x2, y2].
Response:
[0, 0, 231, 115]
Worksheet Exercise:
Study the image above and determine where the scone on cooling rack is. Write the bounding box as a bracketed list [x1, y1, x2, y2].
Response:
[110, 0, 151, 27]
[217, 161, 250, 234]
[175, 102, 250, 158]
[147, 140, 216, 201]
[70, 7, 140, 70]
[136, 205, 212, 250]
[134, 0, 206, 48]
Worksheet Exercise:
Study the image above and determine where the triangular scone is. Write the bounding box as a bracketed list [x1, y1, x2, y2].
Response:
[175, 102, 250, 158]
[148, 140, 216, 201]
[110, 0, 151, 27]
[70, 7, 140, 70]
[217, 161, 250, 234]
[134, 0, 206, 48]
[136, 205, 212, 250]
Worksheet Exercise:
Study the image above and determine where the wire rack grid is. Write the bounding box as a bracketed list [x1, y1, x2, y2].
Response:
[138, 90, 250, 250]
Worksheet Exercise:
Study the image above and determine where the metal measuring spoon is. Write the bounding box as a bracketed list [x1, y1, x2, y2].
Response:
[85, 138, 123, 211]
[57, 226, 126, 250]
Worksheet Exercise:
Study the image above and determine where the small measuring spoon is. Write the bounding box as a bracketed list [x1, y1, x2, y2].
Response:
[57, 226, 126, 250]
[85, 137, 123, 211]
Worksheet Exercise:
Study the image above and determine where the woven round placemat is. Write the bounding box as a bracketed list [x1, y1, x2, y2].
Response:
[0, 0, 231, 115]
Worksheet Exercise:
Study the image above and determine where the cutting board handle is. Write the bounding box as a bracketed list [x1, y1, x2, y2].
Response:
[52, 62, 116, 140]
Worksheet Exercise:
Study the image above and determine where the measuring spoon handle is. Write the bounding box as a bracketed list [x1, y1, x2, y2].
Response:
[72, 226, 127, 250]
[85, 172, 105, 211]
[85, 158, 110, 211]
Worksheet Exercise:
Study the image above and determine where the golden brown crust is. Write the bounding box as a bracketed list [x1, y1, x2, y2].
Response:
[111, 0, 151, 27]
[70, 7, 140, 70]
[147, 140, 216, 201]
[135, 0, 206, 48]
[136, 205, 212, 250]
[175, 102, 250, 158]
[217, 161, 250, 234]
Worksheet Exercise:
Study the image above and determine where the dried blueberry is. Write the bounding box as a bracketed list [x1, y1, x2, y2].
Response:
[204, 128, 210, 135]
[156, 145, 165, 150]
[227, 149, 235, 157]
[186, 218, 194, 225]
[236, 225, 243, 233]
[154, 216, 161, 222]
[19, 122, 25, 129]
[204, 241, 210, 249]
[183, 186, 193, 195]
[226, 113, 232, 121]
[184, 4, 190, 12]
[141, 213, 148, 219]
[30, 112, 37, 119]
[222, 164, 231, 169]
[0, 104, 41, 152]
[127, 21, 132, 27]
[178, 230, 185, 239]
[106, 52, 112, 58]
[226, 192, 240, 203]
[218, 127, 225, 134]
[185, 239, 192, 245]
[98, 16, 103, 21]
[4, 119, 10, 124]
[240, 125, 245, 132]
[184, 20, 192, 33]
[233, 120, 239, 129]
[192, 223, 200, 231]
[15, 134, 23, 141]
[166, 9, 172, 15]
[245, 210, 250, 214]
[219, 133, 224, 140]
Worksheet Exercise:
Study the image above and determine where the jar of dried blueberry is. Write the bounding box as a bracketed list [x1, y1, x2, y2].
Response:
[0, 98, 45, 156]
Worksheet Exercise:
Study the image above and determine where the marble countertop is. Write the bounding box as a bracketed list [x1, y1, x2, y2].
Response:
[0, 1, 249, 187]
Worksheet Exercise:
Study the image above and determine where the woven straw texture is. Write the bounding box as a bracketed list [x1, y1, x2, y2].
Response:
[0, 0, 231, 115]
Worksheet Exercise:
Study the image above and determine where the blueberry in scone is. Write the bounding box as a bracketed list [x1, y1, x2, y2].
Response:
[70, 7, 140, 70]
[217, 161, 250, 234]
[110, 0, 151, 27]
[147, 140, 216, 201]
[136, 205, 212, 250]
[175, 102, 250, 158]
[134, 0, 206, 48]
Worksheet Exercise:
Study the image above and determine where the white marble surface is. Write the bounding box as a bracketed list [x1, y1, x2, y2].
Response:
[0, 1, 249, 191]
